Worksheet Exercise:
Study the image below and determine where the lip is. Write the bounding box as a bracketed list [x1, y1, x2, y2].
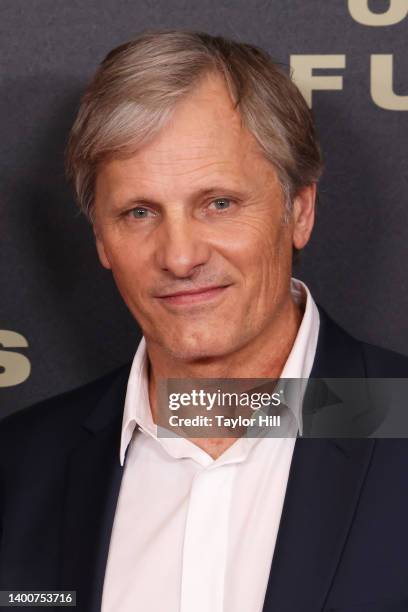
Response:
[156, 285, 231, 306]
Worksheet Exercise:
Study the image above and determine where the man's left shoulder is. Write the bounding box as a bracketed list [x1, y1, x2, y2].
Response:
[315, 305, 408, 378]
[360, 340, 408, 377]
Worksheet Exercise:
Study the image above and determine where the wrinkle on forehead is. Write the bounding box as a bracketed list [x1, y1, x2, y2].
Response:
[95, 71, 279, 206]
[130, 72, 261, 168]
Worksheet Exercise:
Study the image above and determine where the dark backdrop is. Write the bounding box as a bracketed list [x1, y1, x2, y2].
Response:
[1, 0, 407, 418]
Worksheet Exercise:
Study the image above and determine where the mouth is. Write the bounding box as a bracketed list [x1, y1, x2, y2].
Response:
[156, 285, 231, 306]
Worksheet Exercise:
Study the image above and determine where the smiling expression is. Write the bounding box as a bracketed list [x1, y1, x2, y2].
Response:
[93, 72, 314, 364]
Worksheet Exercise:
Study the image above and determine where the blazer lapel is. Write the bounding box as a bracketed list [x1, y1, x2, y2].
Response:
[262, 437, 375, 612]
[59, 365, 130, 612]
[262, 307, 376, 612]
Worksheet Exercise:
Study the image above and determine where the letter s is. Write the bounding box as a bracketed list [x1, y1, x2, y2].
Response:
[0, 330, 31, 387]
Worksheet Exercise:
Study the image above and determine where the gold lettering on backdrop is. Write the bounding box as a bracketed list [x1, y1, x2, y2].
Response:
[371, 54, 408, 110]
[0, 330, 31, 387]
[348, 0, 408, 26]
[290, 55, 346, 108]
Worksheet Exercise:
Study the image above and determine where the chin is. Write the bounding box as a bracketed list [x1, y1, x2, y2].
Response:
[161, 328, 238, 363]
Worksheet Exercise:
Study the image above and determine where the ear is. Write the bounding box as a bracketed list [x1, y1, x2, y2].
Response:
[292, 184, 317, 250]
[93, 224, 112, 270]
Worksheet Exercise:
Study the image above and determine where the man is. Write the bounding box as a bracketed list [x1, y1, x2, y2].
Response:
[1, 31, 408, 612]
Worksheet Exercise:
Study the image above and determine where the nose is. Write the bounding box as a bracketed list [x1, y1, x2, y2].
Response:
[155, 212, 211, 278]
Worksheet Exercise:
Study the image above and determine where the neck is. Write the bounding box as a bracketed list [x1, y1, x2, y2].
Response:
[147, 295, 303, 459]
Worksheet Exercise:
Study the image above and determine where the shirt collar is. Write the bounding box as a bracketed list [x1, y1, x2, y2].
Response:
[120, 277, 320, 466]
[281, 278, 319, 379]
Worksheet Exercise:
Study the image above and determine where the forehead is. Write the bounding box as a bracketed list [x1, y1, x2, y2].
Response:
[96, 72, 278, 200]
[137, 71, 259, 159]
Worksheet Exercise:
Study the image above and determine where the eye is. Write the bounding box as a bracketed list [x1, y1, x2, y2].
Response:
[209, 198, 232, 211]
[129, 207, 152, 219]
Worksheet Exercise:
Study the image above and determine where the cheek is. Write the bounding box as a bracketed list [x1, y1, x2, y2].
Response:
[223, 230, 292, 321]
[220, 219, 285, 279]
[106, 242, 152, 301]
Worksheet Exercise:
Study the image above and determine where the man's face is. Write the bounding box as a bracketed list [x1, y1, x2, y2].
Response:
[94, 72, 315, 361]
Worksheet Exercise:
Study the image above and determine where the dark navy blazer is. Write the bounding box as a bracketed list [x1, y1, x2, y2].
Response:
[1, 307, 408, 612]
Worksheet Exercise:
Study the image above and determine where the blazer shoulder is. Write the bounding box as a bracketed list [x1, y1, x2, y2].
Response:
[0, 363, 131, 455]
[360, 341, 408, 377]
[314, 305, 408, 378]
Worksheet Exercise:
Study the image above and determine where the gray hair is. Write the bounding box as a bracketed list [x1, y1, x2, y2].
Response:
[66, 30, 323, 222]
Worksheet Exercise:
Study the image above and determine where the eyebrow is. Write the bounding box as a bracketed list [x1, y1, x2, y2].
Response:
[117, 185, 247, 209]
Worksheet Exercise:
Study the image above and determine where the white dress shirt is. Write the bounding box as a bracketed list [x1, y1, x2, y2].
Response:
[101, 278, 320, 612]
